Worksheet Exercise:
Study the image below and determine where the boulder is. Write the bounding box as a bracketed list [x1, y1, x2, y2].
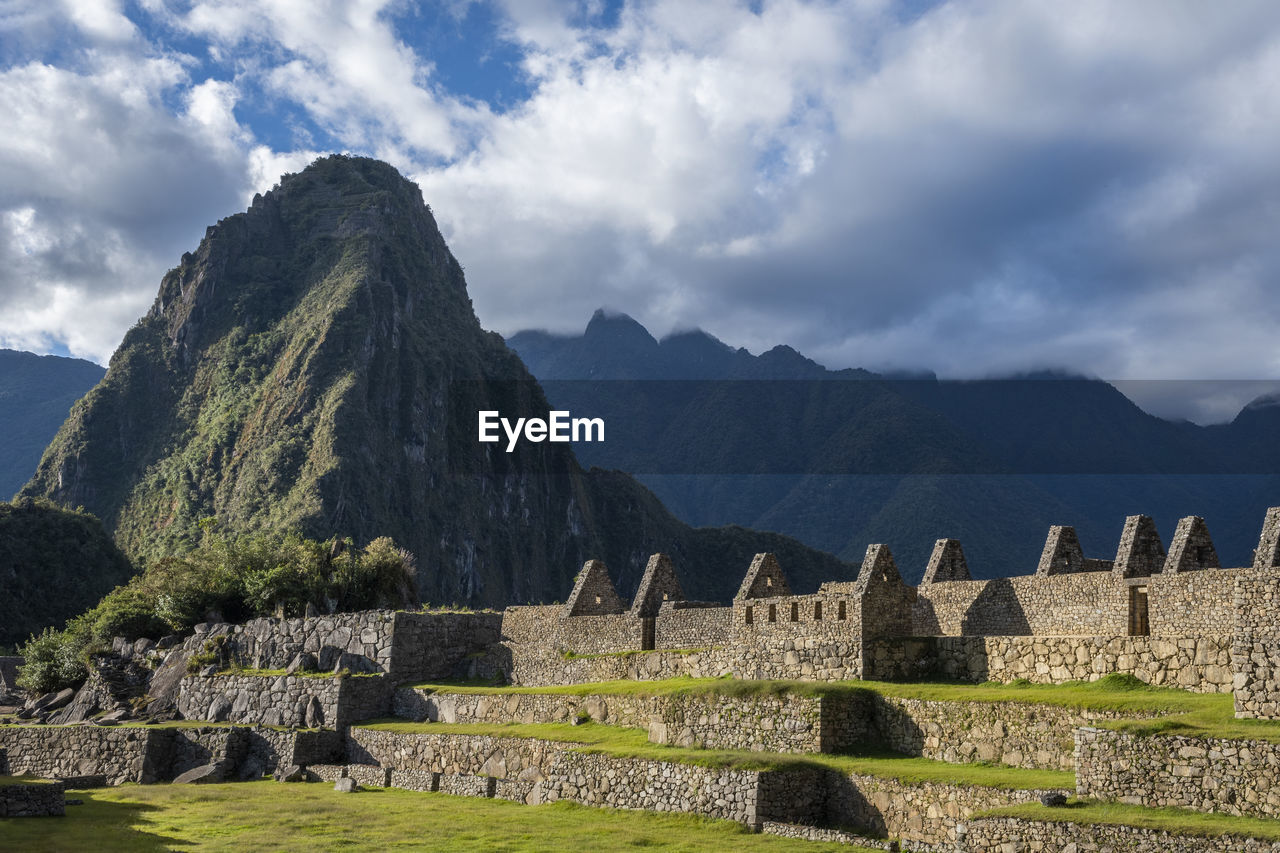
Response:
[207, 695, 232, 723]
[274, 764, 306, 783]
[334, 777, 359, 793]
[174, 763, 221, 784]
[286, 653, 317, 676]
[304, 695, 324, 728]
[1039, 791, 1069, 807]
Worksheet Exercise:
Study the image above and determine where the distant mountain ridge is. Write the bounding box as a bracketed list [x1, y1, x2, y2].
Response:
[508, 309, 877, 380]
[17, 156, 851, 637]
[0, 350, 105, 501]
[507, 312, 1280, 580]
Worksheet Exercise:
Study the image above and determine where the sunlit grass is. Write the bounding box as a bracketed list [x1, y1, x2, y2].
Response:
[357, 720, 1074, 790]
[408, 671, 1219, 715]
[0, 781, 879, 852]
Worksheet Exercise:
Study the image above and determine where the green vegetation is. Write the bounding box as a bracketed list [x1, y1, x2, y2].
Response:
[17, 528, 414, 695]
[357, 720, 1073, 790]
[0, 781, 875, 852]
[982, 798, 1280, 842]
[409, 672, 1214, 716]
[0, 498, 135, 648]
[1101, 700, 1280, 744]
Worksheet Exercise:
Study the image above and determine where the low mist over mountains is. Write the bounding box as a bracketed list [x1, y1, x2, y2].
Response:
[13, 156, 849, 635]
[509, 311, 1280, 580]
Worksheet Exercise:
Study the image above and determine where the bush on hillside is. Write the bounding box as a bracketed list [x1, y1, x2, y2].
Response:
[16, 528, 417, 695]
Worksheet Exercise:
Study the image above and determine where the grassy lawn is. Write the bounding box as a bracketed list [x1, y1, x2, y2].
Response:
[1100, 704, 1280, 744]
[358, 720, 1074, 790]
[407, 672, 1218, 715]
[0, 781, 878, 852]
[981, 798, 1280, 841]
[0, 774, 60, 784]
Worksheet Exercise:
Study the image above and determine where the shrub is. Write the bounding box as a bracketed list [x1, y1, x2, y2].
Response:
[17, 530, 418, 694]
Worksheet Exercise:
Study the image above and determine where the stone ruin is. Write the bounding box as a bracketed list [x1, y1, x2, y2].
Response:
[5, 506, 1280, 849]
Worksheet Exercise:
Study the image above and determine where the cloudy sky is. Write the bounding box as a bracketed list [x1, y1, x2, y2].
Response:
[2, 0, 1279, 423]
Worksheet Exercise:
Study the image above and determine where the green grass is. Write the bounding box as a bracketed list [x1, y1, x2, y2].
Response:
[0, 781, 878, 852]
[406, 672, 1216, 715]
[358, 720, 1074, 790]
[981, 798, 1280, 841]
[1100, 702, 1280, 744]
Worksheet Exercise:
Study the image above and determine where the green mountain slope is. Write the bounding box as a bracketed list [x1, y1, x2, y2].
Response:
[0, 499, 134, 647]
[20, 156, 851, 613]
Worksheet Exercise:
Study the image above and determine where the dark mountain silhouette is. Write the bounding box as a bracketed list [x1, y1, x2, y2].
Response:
[0, 350, 104, 500]
[508, 312, 1280, 580]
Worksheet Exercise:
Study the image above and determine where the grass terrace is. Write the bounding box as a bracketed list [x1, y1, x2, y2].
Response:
[1099, 704, 1280, 744]
[357, 719, 1075, 790]
[408, 672, 1221, 716]
[0, 781, 878, 852]
[981, 798, 1280, 842]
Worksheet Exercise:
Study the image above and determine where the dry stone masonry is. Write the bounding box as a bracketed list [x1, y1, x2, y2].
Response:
[5, 505, 1280, 847]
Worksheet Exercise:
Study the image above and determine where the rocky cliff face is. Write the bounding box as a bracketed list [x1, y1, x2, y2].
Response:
[22, 156, 850, 607]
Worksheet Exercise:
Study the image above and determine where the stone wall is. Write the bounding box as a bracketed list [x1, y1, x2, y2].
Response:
[507, 637, 868, 687]
[1076, 727, 1280, 818]
[959, 816, 1280, 852]
[394, 688, 869, 754]
[176, 673, 389, 728]
[0, 778, 64, 817]
[1147, 568, 1244, 637]
[825, 772, 1052, 850]
[1232, 573, 1280, 719]
[0, 726, 168, 784]
[0, 724, 342, 785]
[389, 612, 504, 683]
[904, 634, 1234, 692]
[193, 610, 500, 684]
[652, 603, 732, 649]
[872, 696, 1135, 772]
[914, 573, 1128, 637]
[346, 728, 816, 826]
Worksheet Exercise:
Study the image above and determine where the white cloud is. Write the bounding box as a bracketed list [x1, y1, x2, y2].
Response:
[2, 0, 1279, 425]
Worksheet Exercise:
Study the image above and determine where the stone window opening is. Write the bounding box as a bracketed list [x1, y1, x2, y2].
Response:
[766, 576, 773, 589]
[768, 603, 777, 623]
[662, 592, 669, 600]
[1128, 585, 1150, 636]
[790, 602, 799, 622]
[594, 595, 602, 605]
[814, 601, 822, 620]
[837, 601, 846, 620]
[745, 605, 753, 625]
